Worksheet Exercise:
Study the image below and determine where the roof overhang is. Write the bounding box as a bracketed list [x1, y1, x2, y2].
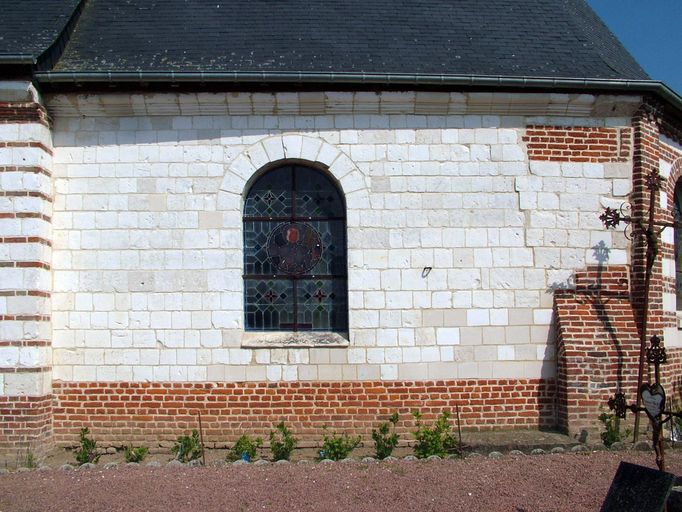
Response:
[33, 71, 682, 118]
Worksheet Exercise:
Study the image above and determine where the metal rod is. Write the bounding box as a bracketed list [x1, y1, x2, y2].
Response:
[633, 179, 659, 442]
[198, 411, 206, 467]
[456, 403, 462, 451]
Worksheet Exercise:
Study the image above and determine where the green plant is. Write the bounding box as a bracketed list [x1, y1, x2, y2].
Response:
[171, 429, 203, 462]
[319, 427, 361, 461]
[75, 427, 100, 465]
[124, 445, 149, 463]
[372, 412, 400, 459]
[18, 448, 37, 469]
[598, 412, 631, 447]
[227, 434, 263, 462]
[412, 411, 460, 459]
[269, 421, 297, 461]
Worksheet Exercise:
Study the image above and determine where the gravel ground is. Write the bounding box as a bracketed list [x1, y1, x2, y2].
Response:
[1, 450, 680, 512]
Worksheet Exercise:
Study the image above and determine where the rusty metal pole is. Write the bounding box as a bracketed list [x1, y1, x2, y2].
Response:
[198, 411, 206, 467]
[633, 175, 660, 442]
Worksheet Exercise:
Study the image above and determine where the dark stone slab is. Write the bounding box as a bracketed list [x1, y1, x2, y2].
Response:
[600, 461, 675, 512]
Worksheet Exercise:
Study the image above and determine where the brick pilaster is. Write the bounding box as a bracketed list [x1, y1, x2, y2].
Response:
[0, 81, 53, 465]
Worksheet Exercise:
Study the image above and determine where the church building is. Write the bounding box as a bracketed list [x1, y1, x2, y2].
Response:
[1, 0, 682, 461]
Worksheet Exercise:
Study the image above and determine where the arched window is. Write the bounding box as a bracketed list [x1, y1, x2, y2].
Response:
[243, 164, 348, 332]
[675, 179, 682, 309]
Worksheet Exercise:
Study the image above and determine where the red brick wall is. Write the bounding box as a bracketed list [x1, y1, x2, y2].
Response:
[52, 379, 556, 448]
[523, 125, 631, 162]
[0, 395, 53, 462]
[554, 266, 640, 437]
[0, 102, 49, 126]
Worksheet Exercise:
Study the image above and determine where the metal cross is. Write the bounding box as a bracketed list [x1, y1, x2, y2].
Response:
[607, 335, 682, 472]
[600, 169, 682, 441]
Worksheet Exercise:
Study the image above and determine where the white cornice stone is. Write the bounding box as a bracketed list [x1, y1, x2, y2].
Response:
[45, 91, 643, 119]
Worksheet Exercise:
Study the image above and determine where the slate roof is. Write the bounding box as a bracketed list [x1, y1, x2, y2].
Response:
[41, 0, 648, 80]
[0, 0, 80, 60]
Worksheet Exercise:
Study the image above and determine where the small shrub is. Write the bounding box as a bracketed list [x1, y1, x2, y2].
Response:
[18, 448, 37, 469]
[227, 434, 263, 462]
[319, 427, 361, 461]
[124, 445, 149, 463]
[412, 411, 460, 459]
[171, 429, 203, 463]
[75, 427, 100, 465]
[598, 412, 631, 447]
[372, 412, 400, 459]
[269, 422, 297, 461]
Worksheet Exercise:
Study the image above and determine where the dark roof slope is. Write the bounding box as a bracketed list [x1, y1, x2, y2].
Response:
[0, 0, 80, 60]
[48, 0, 648, 80]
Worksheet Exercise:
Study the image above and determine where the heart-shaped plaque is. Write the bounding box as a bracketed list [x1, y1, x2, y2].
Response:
[640, 384, 666, 421]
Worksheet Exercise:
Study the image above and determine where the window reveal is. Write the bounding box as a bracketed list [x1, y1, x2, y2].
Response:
[243, 165, 348, 331]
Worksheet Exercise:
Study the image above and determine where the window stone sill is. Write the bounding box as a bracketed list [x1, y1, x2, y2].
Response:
[241, 331, 349, 348]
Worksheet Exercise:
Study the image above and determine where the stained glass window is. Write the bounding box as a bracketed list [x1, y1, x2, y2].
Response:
[675, 180, 682, 310]
[244, 164, 348, 331]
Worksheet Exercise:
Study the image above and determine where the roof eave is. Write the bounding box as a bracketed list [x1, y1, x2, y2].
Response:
[0, 54, 37, 65]
[33, 71, 682, 117]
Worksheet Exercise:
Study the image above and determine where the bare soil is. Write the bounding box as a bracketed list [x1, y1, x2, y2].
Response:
[1, 450, 681, 512]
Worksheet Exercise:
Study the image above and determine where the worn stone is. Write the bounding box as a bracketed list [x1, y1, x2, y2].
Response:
[509, 450, 525, 457]
[361, 457, 376, 463]
[571, 445, 589, 453]
[403, 455, 418, 462]
[145, 461, 161, 468]
[488, 451, 504, 459]
[167, 460, 184, 467]
[550, 447, 566, 454]
[103, 462, 119, 470]
[188, 459, 203, 467]
[59, 464, 75, 471]
[382, 456, 398, 462]
[274, 459, 290, 465]
[530, 448, 546, 456]
[79, 463, 97, 470]
[232, 459, 249, 466]
[634, 441, 652, 451]
[426, 455, 442, 461]
[319, 459, 334, 464]
[124, 462, 139, 468]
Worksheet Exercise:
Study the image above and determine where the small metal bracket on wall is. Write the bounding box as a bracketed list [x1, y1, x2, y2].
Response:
[421, 267, 432, 278]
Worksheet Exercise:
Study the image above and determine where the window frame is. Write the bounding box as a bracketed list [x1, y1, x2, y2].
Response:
[242, 162, 349, 338]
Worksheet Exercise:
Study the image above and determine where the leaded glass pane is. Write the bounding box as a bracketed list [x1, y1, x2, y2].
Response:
[244, 279, 295, 330]
[297, 279, 348, 331]
[673, 180, 682, 311]
[295, 166, 345, 218]
[244, 166, 293, 218]
[243, 164, 347, 332]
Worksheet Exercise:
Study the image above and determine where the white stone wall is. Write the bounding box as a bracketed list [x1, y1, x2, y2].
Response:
[46, 92, 633, 383]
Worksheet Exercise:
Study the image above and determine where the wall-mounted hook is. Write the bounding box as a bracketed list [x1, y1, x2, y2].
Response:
[422, 267, 432, 278]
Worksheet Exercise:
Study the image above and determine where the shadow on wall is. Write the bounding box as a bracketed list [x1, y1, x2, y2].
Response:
[548, 241, 634, 435]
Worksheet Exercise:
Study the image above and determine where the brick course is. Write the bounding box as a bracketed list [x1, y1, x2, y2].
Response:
[523, 126, 631, 162]
[52, 379, 556, 447]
